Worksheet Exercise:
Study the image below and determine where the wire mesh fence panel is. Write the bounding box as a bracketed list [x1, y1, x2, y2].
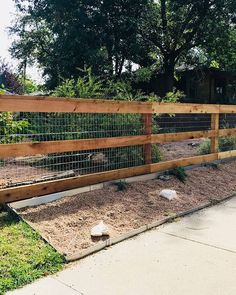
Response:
[0, 111, 146, 188]
[219, 114, 236, 152]
[0, 145, 145, 189]
[0, 112, 143, 143]
[155, 138, 209, 162]
[154, 114, 211, 134]
[220, 114, 236, 129]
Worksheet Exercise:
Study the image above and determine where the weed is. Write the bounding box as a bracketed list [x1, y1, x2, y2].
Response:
[113, 180, 129, 191]
[169, 167, 187, 183]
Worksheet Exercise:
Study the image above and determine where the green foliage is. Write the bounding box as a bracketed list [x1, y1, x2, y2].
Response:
[53, 79, 76, 98]
[10, 0, 236, 94]
[138, 0, 236, 93]
[134, 67, 153, 83]
[113, 180, 129, 191]
[204, 162, 219, 169]
[76, 67, 104, 98]
[0, 84, 5, 95]
[169, 167, 187, 183]
[162, 90, 185, 103]
[11, 0, 148, 88]
[198, 137, 236, 155]
[152, 145, 162, 163]
[0, 112, 30, 143]
[0, 210, 64, 294]
[53, 68, 104, 98]
[20, 77, 38, 94]
[197, 140, 211, 155]
[108, 81, 145, 101]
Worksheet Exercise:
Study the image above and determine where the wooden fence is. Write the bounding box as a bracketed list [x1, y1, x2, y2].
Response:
[0, 95, 236, 204]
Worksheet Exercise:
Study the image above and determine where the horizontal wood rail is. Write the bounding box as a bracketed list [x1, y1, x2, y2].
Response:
[0, 151, 235, 203]
[0, 129, 234, 158]
[0, 135, 150, 158]
[1, 95, 236, 113]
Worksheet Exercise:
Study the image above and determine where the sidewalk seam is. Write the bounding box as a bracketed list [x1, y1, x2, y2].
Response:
[52, 277, 85, 295]
[161, 232, 236, 254]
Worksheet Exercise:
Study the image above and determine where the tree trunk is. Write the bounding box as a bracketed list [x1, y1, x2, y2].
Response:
[163, 58, 175, 95]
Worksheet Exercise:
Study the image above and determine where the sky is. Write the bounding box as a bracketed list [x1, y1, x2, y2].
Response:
[0, 1, 43, 82]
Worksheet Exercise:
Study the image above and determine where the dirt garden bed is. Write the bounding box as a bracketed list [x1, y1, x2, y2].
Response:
[17, 160, 236, 258]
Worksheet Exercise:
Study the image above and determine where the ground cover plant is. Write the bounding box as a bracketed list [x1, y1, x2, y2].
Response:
[0, 209, 64, 295]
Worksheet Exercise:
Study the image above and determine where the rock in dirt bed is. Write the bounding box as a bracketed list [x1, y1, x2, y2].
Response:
[18, 160, 236, 257]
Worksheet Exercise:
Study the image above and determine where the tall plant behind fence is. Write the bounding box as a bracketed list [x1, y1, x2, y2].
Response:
[0, 95, 236, 203]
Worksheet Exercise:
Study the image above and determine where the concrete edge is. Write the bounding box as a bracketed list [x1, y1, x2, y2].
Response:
[66, 193, 236, 262]
[10, 157, 236, 210]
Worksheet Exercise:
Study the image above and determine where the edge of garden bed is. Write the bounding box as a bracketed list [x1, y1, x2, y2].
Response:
[65, 193, 236, 262]
[6, 157, 236, 263]
[10, 157, 235, 210]
[7, 192, 236, 263]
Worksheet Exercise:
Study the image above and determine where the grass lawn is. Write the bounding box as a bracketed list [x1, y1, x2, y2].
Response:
[0, 209, 64, 295]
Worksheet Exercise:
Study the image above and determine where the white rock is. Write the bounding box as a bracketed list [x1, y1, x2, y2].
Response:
[159, 189, 177, 201]
[91, 221, 110, 237]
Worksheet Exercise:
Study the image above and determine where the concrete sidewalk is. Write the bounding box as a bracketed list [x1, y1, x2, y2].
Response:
[8, 197, 236, 295]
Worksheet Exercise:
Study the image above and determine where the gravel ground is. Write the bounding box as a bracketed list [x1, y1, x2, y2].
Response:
[18, 160, 236, 257]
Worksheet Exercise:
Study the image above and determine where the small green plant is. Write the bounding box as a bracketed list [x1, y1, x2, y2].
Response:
[113, 180, 129, 191]
[161, 89, 185, 103]
[53, 79, 76, 97]
[0, 84, 5, 94]
[198, 137, 236, 155]
[152, 145, 162, 163]
[53, 67, 104, 98]
[204, 162, 219, 169]
[169, 167, 187, 183]
[0, 112, 30, 143]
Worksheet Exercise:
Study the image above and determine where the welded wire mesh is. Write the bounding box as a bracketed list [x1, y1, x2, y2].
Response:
[0, 112, 144, 188]
[0, 112, 143, 143]
[220, 114, 236, 129]
[0, 110, 235, 189]
[155, 114, 211, 133]
[218, 114, 236, 152]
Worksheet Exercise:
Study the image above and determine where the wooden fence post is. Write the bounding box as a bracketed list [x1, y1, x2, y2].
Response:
[142, 114, 152, 164]
[211, 113, 219, 154]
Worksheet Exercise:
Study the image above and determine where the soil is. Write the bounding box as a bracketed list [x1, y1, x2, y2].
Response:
[159, 138, 205, 161]
[0, 164, 57, 189]
[18, 160, 236, 257]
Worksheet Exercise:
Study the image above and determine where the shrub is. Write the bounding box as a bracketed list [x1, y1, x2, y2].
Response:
[152, 145, 162, 163]
[53, 67, 104, 99]
[113, 180, 129, 191]
[198, 137, 236, 155]
[0, 112, 30, 144]
[169, 167, 187, 183]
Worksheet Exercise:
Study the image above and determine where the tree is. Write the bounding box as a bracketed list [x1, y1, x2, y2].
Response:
[139, 0, 236, 93]
[11, 0, 149, 88]
[0, 59, 23, 94]
[204, 27, 236, 70]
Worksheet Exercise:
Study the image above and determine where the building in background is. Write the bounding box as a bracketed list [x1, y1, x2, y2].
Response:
[177, 67, 236, 104]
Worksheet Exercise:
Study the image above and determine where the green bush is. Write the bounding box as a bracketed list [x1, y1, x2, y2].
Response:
[0, 112, 30, 144]
[53, 67, 104, 98]
[198, 137, 236, 155]
[169, 167, 187, 183]
[113, 180, 129, 191]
